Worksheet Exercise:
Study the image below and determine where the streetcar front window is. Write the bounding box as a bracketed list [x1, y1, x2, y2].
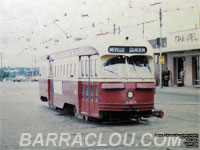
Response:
[103, 56, 127, 78]
[127, 56, 153, 78]
[127, 56, 149, 67]
[103, 55, 153, 79]
[104, 56, 125, 66]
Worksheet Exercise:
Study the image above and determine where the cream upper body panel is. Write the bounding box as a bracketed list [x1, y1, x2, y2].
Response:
[38, 34, 155, 82]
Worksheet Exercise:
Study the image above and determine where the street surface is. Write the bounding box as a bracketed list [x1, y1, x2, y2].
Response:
[0, 82, 199, 150]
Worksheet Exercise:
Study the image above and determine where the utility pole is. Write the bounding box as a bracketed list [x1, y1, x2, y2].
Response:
[113, 24, 116, 34]
[118, 26, 121, 34]
[159, 8, 163, 88]
[142, 22, 144, 39]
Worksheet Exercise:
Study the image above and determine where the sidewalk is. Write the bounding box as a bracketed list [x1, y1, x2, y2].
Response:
[156, 86, 200, 97]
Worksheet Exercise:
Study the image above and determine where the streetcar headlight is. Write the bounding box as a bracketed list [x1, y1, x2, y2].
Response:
[127, 91, 134, 99]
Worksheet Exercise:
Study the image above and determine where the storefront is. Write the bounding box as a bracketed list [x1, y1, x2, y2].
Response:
[153, 28, 200, 87]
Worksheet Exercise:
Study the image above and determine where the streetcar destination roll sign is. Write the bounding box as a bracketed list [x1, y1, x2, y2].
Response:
[108, 46, 147, 54]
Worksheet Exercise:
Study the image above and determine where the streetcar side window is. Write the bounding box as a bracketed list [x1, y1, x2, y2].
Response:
[57, 65, 59, 77]
[64, 64, 66, 77]
[60, 65, 62, 77]
[82, 84, 84, 100]
[40, 67, 43, 76]
[95, 59, 98, 77]
[90, 59, 93, 77]
[85, 60, 88, 77]
[70, 64, 72, 77]
[86, 84, 88, 101]
[95, 85, 98, 102]
[39, 67, 41, 76]
[91, 85, 93, 101]
[55, 65, 57, 77]
[66, 64, 68, 77]
[63, 64, 65, 77]
[57, 65, 60, 77]
[81, 60, 84, 77]
[74, 64, 76, 77]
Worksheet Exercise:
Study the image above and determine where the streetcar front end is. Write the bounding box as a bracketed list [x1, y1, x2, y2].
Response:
[96, 47, 164, 121]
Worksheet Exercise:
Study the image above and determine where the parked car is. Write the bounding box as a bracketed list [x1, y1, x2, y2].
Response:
[30, 76, 38, 82]
[13, 76, 27, 82]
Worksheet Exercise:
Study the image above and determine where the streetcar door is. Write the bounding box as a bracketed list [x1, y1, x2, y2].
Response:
[80, 56, 88, 115]
[89, 56, 99, 117]
[79, 56, 92, 116]
[80, 55, 98, 117]
[48, 59, 54, 107]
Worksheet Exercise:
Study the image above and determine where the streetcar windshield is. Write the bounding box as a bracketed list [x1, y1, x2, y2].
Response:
[103, 55, 153, 79]
[104, 56, 126, 66]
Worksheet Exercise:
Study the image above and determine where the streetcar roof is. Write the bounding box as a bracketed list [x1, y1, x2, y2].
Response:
[90, 34, 154, 57]
[39, 34, 153, 61]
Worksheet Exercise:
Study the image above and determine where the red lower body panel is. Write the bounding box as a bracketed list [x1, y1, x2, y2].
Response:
[39, 79, 156, 119]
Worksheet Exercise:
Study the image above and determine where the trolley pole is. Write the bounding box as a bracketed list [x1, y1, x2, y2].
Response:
[159, 8, 163, 88]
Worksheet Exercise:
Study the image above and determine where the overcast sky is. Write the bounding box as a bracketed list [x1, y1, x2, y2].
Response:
[0, 0, 199, 67]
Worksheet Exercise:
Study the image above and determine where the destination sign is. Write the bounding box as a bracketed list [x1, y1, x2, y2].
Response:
[108, 46, 147, 54]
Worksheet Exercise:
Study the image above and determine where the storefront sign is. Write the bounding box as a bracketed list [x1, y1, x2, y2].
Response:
[159, 56, 165, 64]
[167, 29, 200, 52]
[174, 33, 198, 43]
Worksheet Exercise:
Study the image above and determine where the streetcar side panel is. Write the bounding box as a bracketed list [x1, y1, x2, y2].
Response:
[52, 56, 79, 109]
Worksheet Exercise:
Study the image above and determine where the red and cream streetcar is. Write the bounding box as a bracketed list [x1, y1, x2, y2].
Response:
[38, 36, 164, 122]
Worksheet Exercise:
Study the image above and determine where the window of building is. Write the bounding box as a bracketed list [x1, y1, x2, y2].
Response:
[193, 56, 200, 85]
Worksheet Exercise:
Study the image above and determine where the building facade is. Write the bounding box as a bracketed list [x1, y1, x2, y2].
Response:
[153, 28, 200, 87]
